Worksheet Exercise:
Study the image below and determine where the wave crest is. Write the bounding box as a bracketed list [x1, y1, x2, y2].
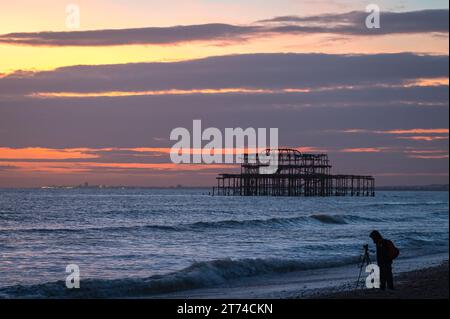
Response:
[2, 214, 380, 234]
[0, 257, 356, 299]
[310, 214, 347, 224]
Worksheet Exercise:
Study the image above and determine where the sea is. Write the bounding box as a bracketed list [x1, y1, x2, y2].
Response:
[0, 188, 448, 298]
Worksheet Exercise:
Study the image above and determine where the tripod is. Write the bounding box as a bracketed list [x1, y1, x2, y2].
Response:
[356, 244, 371, 288]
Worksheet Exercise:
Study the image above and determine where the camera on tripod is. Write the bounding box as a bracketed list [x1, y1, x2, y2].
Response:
[356, 244, 372, 288]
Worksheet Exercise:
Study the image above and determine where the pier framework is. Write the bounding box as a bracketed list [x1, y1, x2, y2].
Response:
[213, 149, 375, 197]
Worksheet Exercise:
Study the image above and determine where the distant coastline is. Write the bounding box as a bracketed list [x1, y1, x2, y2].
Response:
[0, 184, 448, 191]
[375, 184, 449, 192]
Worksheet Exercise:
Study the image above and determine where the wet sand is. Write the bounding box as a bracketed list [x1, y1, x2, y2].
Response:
[148, 253, 448, 299]
[313, 261, 449, 299]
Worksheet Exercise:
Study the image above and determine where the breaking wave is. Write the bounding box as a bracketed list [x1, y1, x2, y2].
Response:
[0, 257, 357, 299]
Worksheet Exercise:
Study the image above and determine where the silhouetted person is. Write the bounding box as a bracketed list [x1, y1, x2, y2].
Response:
[370, 230, 398, 290]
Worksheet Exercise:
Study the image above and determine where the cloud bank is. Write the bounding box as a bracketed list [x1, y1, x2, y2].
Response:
[0, 53, 447, 96]
[0, 10, 447, 47]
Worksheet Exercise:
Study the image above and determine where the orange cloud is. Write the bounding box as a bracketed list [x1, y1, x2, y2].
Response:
[0, 146, 295, 160]
[408, 155, 449, 159]
[0, 147, 257, 175]
[343, 128, 449, 135]
[403, 77, 449, 87]
[397, 136, 449, 141]
[29, 88, 279, 98]
[0, 147, 99, 160]
[404, 149, 449, 159]
[25, 78, 448, 99]
[341, 129, 367, 133]
[385, 129, 449, 134]
[405, 149, 448, 154]
[0, 161, 234, 173]
[340, 148, 383, 153]
[294, 146, 328, 153]
[341, 128, 450, 143]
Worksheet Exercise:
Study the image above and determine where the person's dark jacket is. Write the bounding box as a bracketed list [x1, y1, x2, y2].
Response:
[375, 239, 392, 266]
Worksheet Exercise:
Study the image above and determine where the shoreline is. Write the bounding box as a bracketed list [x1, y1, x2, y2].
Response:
[313, 261, 449, 299]
[0, 253, 447, 299]
[147, 253, 448, 299]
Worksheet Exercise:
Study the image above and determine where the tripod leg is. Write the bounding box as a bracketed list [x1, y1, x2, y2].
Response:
[356, 262, 365, 288]
[365, 252, 371, 266]
[356, 254, 368, 288]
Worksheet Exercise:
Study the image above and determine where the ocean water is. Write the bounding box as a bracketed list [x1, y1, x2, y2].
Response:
[0, 188, 448, 298]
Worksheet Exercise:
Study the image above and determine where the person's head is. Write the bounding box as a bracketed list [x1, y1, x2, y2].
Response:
[369, 230, 383, 244]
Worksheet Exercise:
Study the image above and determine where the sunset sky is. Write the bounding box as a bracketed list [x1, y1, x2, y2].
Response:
[0, 0, 448, 187]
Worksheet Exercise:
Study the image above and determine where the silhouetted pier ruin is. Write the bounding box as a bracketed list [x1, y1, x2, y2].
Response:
[213, 149, 375, 197]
